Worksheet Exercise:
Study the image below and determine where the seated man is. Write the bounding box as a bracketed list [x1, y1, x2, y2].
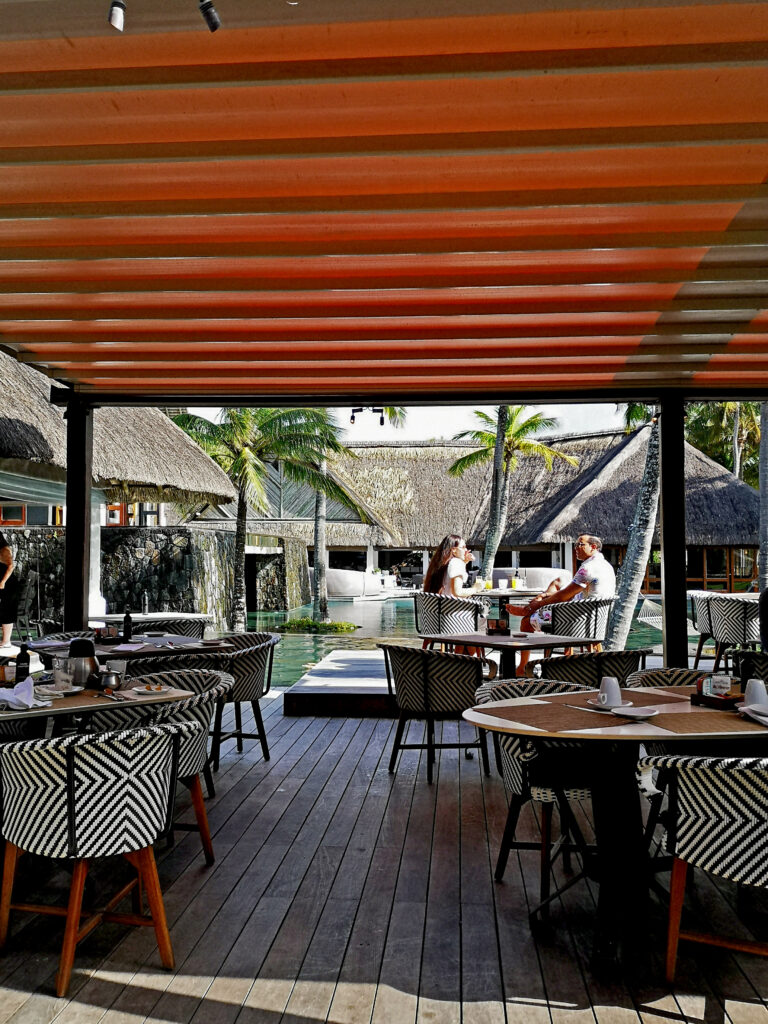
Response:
[506, 534, 616, 676]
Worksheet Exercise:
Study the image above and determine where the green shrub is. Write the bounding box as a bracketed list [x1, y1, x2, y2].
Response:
[277, 618, 358, 634]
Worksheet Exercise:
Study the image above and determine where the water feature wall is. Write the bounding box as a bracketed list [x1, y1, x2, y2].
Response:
[250, 537, 310, 611]
[2, 527, 66, 627]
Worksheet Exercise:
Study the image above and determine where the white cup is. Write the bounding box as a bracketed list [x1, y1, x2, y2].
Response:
[598, 675, 622, 708]
[744, 678, 768, 706]
[497, 579, 508, 590]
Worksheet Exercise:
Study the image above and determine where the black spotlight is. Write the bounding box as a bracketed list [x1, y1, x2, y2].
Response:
[199, 0, 221, 31]
[108, 0, 125, 31]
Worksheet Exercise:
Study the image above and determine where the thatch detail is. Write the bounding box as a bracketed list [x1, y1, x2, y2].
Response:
[320, 430, 759, 549]
[0, 353, 236, 505]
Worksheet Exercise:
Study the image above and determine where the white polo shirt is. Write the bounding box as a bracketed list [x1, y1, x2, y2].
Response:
[571, 551, 615, 600]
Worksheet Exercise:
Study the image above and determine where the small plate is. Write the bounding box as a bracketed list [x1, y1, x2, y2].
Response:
[610, 706, 658, 720]
[741, 704, 768, 724]
[586, 698, 633, 711]
[35, 685, 84, 698]
[133, 684, 172, 694]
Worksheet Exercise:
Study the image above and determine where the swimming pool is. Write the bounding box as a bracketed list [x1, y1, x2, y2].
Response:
[248, 596, 677, 688]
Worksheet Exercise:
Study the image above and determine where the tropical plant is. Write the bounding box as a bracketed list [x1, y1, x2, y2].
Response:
[760, 403, 768, 591]
[685, 401, 760, 485]
[449, 406, 578, 577]
[605, 404, 659, 650]
[174, 408, 359, 632]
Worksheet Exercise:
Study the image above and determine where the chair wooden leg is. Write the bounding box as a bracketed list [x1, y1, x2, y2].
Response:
[202, 761, 216, 799]
[389, 713, 407, 774]
[540, 802, 554, 908]
[0, 842, 20, 950]
[234, 703, 243, 752]
[56, 858, 89, 998]
[210, 698, 224, 772]
[251, 699, 270, 761]
[426, 717, 435, 785]
[495, 795, 523, 882]
[131, 847, 174, 970]
[666, 857, 688, 983]
[713, 642, 726, 673]
[186, 775, 215, 866]
[692, 633, 707, 670]
[478, 729, 491, 776]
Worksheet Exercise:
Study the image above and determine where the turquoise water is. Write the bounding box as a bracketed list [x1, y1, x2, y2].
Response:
[248, 597, 674, 688]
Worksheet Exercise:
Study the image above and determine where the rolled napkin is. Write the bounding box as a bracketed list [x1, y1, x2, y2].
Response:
[0, 675, 52, 710]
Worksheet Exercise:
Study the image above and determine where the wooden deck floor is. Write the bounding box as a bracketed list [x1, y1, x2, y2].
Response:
[2, 694, 768, 1024]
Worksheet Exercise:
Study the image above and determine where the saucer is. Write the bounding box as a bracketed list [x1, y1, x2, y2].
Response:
[586, 697, 633, 711]
[740, 704, 768, 725]
[610, 706, 658, 720]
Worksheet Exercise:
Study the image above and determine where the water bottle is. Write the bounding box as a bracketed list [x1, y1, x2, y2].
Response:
[15, 642, 30, 681]
[122, 607, 133, 641]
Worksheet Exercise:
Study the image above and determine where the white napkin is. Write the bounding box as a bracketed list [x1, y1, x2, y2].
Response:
[0, 676, 52, 710]
[152, 635, 198, 648]
[111, 643, 148, 652]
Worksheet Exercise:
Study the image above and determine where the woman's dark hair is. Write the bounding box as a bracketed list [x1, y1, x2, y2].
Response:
[423, 534, 464, 593]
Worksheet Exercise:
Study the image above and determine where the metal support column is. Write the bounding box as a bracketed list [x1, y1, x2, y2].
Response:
[64, 397, 93, 630]
[658, 395, 689, 666]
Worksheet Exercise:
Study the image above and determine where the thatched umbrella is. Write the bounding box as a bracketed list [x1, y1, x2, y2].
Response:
[0, 353, 235, 505]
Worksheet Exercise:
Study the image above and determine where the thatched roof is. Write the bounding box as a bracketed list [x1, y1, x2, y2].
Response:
[0, 353, 236, 505]
[318, 429, 759, 549]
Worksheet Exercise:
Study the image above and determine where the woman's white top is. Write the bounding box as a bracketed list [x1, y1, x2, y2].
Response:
[440, 556, 467, 596]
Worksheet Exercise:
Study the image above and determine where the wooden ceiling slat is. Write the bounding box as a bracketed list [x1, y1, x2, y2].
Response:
[2, 145, 766, 208]
[2, 5, 766, 75]
[5, 67, 766, 150]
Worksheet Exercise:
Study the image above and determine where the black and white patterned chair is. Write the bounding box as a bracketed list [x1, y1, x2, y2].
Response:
[133, 617, 208, 639]
[709, 594, 760, 672]
[413, 592, 481, 638]
[625, 667, 703, 689]
[0, 721, 197, 996]
[734, 650, 768, 688]
[476, 678, 594, 917]
[536, 648, 649, 688]
[85, 670, 232, 864]
[125, 632, 279, 768]
[38, 629, 95, 643]
[548, 598, 614, 650]
[688, 590, 714, 669]
[638, 753, 768, 981]
[379, 643, 490, 785]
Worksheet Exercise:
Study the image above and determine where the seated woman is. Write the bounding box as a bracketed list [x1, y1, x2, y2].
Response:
[423, 534, 482, 656]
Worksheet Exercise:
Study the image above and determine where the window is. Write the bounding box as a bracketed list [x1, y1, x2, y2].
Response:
[0, 504, 24, 525]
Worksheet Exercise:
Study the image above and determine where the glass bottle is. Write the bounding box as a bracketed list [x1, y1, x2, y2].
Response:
[122, 607, 133, 641]
[15, 642, 30, 681]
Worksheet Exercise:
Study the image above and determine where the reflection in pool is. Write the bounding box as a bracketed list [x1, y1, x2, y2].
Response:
[248, 596, 672, 689]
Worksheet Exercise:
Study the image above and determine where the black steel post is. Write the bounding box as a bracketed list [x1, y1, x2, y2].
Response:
[658, 395, 689, 666]
[63, 397, 93, 630]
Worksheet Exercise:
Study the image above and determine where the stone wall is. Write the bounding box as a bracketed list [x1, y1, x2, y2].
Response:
[101, 526, 234, 628]
[248, 538, 310, 611]
[1, 527, 66, 626]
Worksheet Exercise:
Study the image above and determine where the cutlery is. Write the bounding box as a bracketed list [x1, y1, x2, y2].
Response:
[562, 703, 613, 715]
[99, 691, 128, 702]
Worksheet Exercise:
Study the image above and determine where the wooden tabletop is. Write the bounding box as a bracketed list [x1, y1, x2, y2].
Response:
[463, 686, 768, 742]
[0, 686, 192, 721]
[419, 631, 598, 652]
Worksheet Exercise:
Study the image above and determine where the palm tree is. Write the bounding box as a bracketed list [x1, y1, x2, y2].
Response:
[605, 404, 659, 650]
[685, 401, 760, 485]
[449, 406, 578, 577]
[313, 405, 407, 621]
[175, 408, 356, 632]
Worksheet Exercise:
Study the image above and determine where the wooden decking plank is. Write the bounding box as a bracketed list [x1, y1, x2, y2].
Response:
[417, 735, 461, 1024]
[370, 900, 425, 1024]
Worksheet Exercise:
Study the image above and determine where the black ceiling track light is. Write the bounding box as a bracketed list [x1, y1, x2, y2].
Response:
[107, 0, 221, 33]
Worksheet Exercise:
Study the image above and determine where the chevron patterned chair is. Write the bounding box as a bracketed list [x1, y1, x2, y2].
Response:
[547, 597, 614, 652]
[688, 590, 714, 669]
[626, 667, 704, 689]
[125, 631, 280, 769]
[639, 753, 768, 982]
[476, 678, 595, 918]
[734, 650, 768, 688]
[85, 669, 232, 862]
[413, 592, 481, 639]
[0, 720, 197, 996]
[535, 648, 650, 688]
[36, 629, 94, 643]
[379, 643, 490, 785]
[133, 617, 208, 639]
[709, 594, 760, 673]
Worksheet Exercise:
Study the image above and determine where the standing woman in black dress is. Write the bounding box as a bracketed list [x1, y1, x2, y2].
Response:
[0, 531, 20, 649]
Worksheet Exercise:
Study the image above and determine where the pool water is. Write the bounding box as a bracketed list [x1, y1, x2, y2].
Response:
[248, 597, 683, 688]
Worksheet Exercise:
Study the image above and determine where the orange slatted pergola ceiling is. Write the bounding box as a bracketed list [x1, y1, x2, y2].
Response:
[0, 0, 767, 405]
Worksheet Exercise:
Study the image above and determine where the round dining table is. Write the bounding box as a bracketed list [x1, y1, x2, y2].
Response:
[464, 685, 768, 954]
